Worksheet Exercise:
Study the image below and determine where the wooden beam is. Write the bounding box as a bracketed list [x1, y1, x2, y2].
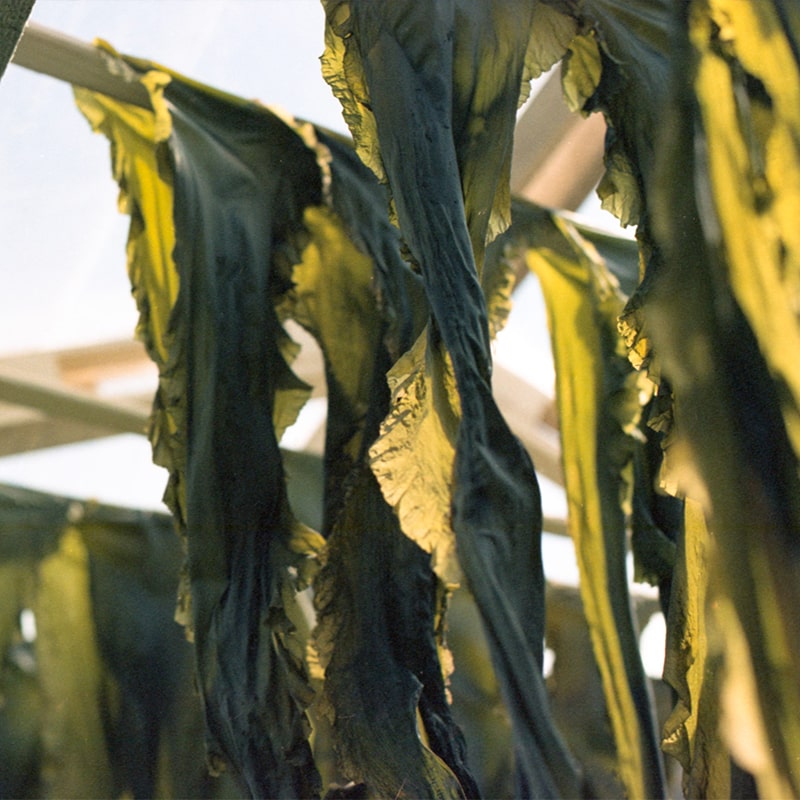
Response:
[0, 371, 148, 435]
[0, 415, 132, 458]
[511, 67, 606, 210]
[11, 20, 151, 107]
[0, 343, 152, 455]
[0, 332, 565, 496]
[56, 339, 157, 393]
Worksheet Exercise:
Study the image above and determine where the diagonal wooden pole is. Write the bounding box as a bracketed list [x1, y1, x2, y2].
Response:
[11, 20, 150, 108]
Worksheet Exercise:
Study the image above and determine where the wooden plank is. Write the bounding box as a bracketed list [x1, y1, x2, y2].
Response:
[493, 363, 563, 486]
[56, 339, 156, 392]
[0, 415, 129, 458]
[11, 20, 151, 108]
[0, 371, 148, 435]
[511, 67, 606, 210]
[0, 333, 565, 495]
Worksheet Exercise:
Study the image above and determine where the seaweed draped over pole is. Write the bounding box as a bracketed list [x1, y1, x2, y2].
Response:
[0, 484, 225, 800]
[59, 2, 800, 798]
[646, 2, 800, 797]
[76, 55, 331, 796]
[520, 204, 666, 800]
[158, 81, 327, 799]
[553, 0, 800, 796]
[322, 2, 580, 796]
[74, 41, 480, 796]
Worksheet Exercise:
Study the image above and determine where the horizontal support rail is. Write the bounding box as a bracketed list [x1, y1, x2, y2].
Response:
[0, 371, 148, 435]
[12, 20, 150, 107]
